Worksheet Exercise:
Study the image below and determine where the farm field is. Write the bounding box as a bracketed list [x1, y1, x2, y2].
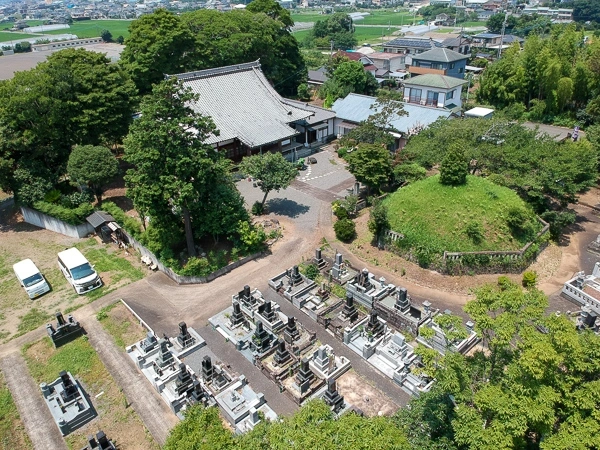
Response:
[293, 26, 399, 47]
[291, 10, 418, 25]
[0, 20, 44, 30]
[44, 20, 132, 39]
[0, 32, 33, 43]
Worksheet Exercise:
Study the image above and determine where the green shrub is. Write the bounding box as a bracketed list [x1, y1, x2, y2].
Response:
[337, 147, 348, 158]
[237, 221, 267, 253]
[465, 221, 484, 244]
[506, 207, 535, 239]
[33, 200, 94, 225]
[43, 189, 62, 204]
[334, 218, 356, 242]
[180, 257, 212, 277]
[300, 263, 320, 280]
[60, 190, 94, 208]
[251, 201, 265, 216]
[522, 270, 537, 288]
[334, 205, 349, 220]
[497, 276, 513, 290]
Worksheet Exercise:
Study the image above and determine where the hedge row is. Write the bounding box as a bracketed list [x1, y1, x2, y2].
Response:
[32, 200, 94, 225]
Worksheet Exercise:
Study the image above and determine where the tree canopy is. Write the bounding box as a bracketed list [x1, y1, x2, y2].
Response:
[306, 12, 357, 50]
[124, 78, 247, 257]
[165, 401, 410, 450]
[121, 4, 306, 97]
[319, 60, 378, 107]
[238, 152, 297, 207]
[0, 48, 137, 204]
[346, 144, 393, 193]
[67, 145, 119, 206]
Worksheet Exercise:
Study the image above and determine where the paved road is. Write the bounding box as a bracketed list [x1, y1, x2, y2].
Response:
[0, 354, 68, 450]
[81, 317, 179, 446]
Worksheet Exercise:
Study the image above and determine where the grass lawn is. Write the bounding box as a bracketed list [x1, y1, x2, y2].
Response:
[0, 370, 33, 450]
[294, 26, 400, 47]
[384, 175, 540, 254]
[44, 20, 132, 39]
[458, 21, 485, 27]
[291, 10, 418, 25]
[0, 32, 34, 43]
[97, 301, 147, 349]
[0, 229, 144, 343]
[22, 336, 159, 450]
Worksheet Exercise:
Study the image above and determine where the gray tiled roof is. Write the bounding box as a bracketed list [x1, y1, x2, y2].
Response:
[384, 37, 442, 49]
[282, 99, 336, 125]
[412, 47, 469, 63]
[403, 74, 467, 89]
[170, 61, 312, 148]
[331, 93, 451, 134]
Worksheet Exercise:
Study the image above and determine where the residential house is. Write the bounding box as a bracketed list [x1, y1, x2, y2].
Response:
[434, 13, 452, 26]
[308, 67, 329, 87]
[475, 9, 495, 21]
[332, 93, 452, 149]
[368, 52, 407, 73]
[440, 35, 471, 55]
[502, 34, 524, 47]
[383, 37, 442, 56]
[282, 100, 336, 146]
[402, 73, 467, 111]
[521, 7, 573, 22]
[409, 47, 469, 79]
[471, 32, 502, 49]
[170, 61, 326, 161]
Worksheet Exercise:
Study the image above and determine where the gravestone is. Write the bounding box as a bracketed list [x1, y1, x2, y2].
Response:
[366, 311, 384, 337]
[252, 321, 272, 352]
[394, 288, 410, 313]
[314, 248, 327, 270]
[355, 269, 372, 290]
[83, 430, 116, 450]
[190, 379, 208, 405]
[230, 301, 244, 327]
[323, 378, 344, 413]
[46, 312, 83, 348]
[201, 356, 214, 381]
[313, 346, 330, 373]
[139, 332, 158, 353]
[175, 363, 193, 396]
[273, 338, 290, 366]
[156, 339, 174, 368]
[239, 285, 254, 305]
[284, 316, 300, 344]
[259, 301, 275, 323]
[289, 265, 303, 286]
[331, 253, 344, 279]
[296, 357, 315, 391]
[341, 293, 359, 323]
[176, 322, 194, 348]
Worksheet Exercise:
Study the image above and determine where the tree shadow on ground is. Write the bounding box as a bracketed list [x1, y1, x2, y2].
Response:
[558, 211, 590, 247]
[265, 198, 310, 219]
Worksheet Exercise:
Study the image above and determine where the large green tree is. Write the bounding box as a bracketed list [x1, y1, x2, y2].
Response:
[238, 152, 297, 208]
[165, 401, 410, 450]
[0, 48, 136, 203]
[120, 9, 195, 94]
[319, 60, 378, 106]
[67, 145, 119, 206]
[124, 78, 247, 256]
[346, 144, 393, 193]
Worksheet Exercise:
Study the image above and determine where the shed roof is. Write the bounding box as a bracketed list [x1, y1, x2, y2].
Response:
[384, 37, 442, 49]
[170, 61, 312, 148]
[403, 73, 467, 89]
[331, 93, 451, 134]
[86, 211, 116, 229]
[282, 99, 336, 125]
[412, 47, 469, 63]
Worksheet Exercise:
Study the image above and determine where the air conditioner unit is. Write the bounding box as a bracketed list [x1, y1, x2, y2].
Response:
[420, 100, 427, 106]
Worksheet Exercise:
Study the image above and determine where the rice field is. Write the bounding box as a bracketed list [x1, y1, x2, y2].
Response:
[43, 20, 132, 39]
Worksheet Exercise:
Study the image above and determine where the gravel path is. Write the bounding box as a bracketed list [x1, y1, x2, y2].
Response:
[0, 353, 68, 450]
[80, 317, 179, 446]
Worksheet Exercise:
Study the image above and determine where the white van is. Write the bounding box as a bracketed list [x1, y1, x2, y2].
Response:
[57, 248, 102, 294]
[13, 259, 51, 299]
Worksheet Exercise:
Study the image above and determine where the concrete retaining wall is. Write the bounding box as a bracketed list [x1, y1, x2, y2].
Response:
[20, 206, 94, 238]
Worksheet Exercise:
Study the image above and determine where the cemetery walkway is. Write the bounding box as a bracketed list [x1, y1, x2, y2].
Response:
[81, 317, 179, 446]
[0, 353, 68, 450]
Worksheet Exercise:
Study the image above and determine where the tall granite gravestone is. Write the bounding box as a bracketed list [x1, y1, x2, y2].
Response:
[201, 356, 214, 382]
[366, 311, 384, 337]
[296, 357, 315, 394]
[176, 322, 194, 348]
[289, 265, 303, 286]
[258, 301, 275, 323]
[273, 338, 291, 366]
[83, 430, 116, 450]
[139, 332, 158, 354]
[395, 288, 410, 313]
[331, 253, 344, 279]
[230, 301, 245, 327]
[252, 321, 272, 352]
[284, 316, 300, 344]
[314, 248, 327, 270]
[323, 378, 345, 413]
[175, 363, 193, 396]
[156, 339, 174, 368]
[341, 293, 359, 323]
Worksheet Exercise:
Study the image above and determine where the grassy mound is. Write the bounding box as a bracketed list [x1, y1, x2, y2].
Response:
[383, 175, 541, 257]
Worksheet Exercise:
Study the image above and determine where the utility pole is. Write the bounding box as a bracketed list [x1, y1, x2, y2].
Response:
[498, 10, 508, 58]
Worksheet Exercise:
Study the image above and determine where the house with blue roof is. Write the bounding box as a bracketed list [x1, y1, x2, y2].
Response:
[402, 73, 468, 111]
[331, 93, 453, 150]
[409, 47, 469, 79]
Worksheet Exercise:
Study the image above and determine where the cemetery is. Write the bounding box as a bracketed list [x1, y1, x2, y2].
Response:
[127, 321, 279, 431]
[46, 311, 84, 347]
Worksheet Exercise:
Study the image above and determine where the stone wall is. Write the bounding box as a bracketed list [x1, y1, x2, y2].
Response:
[123, 231, 264, 285]
[20, 206, 94, 239]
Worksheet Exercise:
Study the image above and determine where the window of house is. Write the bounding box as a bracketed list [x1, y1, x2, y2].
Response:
[446, 90, 455, 99]
[450, 62, 455, 69]
[459, 67, 464, 73]
[426, 91, 439, 106]
[409, 88, 422, 103]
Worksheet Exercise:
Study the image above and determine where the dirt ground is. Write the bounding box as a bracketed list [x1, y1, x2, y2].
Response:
[0, 206, 146, 342]
[23, 337, 159, 450]
[347, 209, 563, 296]
[335, 370, 399, 417]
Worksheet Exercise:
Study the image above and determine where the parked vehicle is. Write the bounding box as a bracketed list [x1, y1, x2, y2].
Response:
[13, 259, 51, 299]
[57, 248, 102, 294]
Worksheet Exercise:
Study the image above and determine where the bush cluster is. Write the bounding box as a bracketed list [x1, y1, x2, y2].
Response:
[33, 200, 94, 225]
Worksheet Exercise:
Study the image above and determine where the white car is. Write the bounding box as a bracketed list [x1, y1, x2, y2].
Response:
[57, 248, 102, 294]
[13, 259, 51, 299]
